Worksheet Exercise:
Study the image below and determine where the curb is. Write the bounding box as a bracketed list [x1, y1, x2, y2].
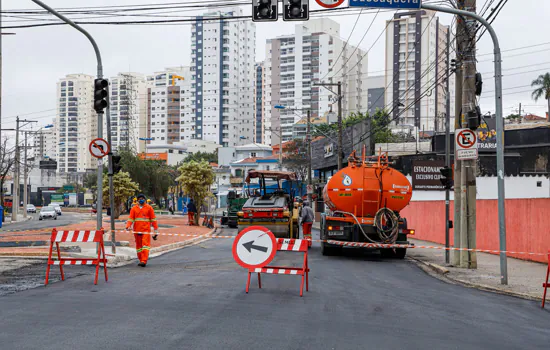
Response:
[408, 256, 543, 302]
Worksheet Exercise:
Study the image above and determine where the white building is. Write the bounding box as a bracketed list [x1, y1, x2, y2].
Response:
[218, 143, 273, 166]
[33, 120, 57, 160]
[385, 10, 455, 132]
[190, 8, 256, 147]
[263, 18, 369, 145]
[55, 74, 98, 174]
[142, 139, 221, 166]
[109, 72, 147, 153]
[148, 67, 193, 148]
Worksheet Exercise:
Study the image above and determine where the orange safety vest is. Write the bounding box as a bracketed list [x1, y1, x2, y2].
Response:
[126, 204, 159, 233]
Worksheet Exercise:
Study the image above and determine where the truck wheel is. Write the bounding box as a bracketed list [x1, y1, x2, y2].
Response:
[395, 248, 406, 259]
[321, 242, 340, 256]
[380, 249, 397, 258]
[229, 223, 237, 229]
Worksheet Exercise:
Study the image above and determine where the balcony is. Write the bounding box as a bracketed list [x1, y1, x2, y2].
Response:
[230, 176, 244, 185]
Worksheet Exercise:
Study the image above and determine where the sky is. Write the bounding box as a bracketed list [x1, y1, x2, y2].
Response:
[1, 0, 549, 134]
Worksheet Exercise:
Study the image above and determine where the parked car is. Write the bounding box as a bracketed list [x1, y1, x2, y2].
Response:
[26, 204, 36, 213]
[39, 206, 57, 220]
[50, 203, 62, 216]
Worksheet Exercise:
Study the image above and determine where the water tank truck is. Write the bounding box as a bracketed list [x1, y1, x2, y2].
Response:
[320, 149, 415, 258]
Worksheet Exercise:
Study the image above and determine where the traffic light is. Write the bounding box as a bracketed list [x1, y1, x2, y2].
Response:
[112, 155, 122, 174]
[94, 79, 109, 113]
[283, 0, 309, 21]
[252, 0, 277, 22]
[439, 166, 453, 190]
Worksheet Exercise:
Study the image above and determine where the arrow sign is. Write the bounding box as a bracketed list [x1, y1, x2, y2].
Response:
[232, 226, 277, 269]
[243, 240, 268, 253]
[89, 138, 110, 159]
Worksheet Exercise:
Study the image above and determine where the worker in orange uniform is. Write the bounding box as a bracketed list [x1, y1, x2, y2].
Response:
[301, 201, 314, 247]
[187, 199, 197, 226]
[126, 194, 159, 267]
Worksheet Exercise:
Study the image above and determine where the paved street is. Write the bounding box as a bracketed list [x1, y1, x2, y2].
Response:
[1, 212, 91, 232]
[0, 227, 548, 349]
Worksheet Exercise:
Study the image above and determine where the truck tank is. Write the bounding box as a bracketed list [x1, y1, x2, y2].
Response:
[323, 154, 412, 217]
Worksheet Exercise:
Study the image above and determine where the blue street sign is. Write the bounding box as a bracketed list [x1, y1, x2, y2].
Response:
[349, 0, 422, 9]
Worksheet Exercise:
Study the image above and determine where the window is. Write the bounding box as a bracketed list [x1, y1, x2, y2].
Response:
[250, 152, 257, 157]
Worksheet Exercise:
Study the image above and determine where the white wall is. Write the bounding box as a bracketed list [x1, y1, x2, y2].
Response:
[408, 176, 550, 201]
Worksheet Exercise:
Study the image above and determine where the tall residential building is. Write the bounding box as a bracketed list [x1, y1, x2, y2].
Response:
[33, 119, 57, 160]
[55, 74, 97, 174]
[109, 72, 147, 153]
[385, 10, 455, 132]
[190, 8, 256, 147]
[148, 67, 193, 147]
[263, 18, 369, 145]
[366, 75, 386, 115]
[254, 62, 265, 144]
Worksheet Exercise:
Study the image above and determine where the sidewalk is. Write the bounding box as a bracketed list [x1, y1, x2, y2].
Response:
[313, 222, 547, 301]
[0, 215, 215, 265]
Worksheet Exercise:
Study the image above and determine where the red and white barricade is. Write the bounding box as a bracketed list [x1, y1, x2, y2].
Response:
[246, 238, 310, 297]
[542, 250, 550, 308]
[45, 229, 108, 286]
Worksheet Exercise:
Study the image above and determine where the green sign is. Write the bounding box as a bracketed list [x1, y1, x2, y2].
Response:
[51, 194, 64, 204]
[63, 185, 74, 191]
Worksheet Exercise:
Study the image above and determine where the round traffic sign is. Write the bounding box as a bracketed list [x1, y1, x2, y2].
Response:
[232, 226, 277, 269]
[315, 0, 345, 9]
[89, 138, 110, 159]
[456, 129, 477, 149]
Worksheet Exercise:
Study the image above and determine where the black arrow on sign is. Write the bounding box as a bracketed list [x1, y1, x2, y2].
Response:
[242, 240, 268, 253]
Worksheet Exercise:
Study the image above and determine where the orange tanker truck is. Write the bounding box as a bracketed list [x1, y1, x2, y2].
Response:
[320, 149, 415, 258]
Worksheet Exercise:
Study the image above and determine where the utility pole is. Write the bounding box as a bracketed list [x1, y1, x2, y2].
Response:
[306, 109, 312, 205]
[445, 28, 451, 265]
[313, 81, 344, 169]
[518, 103, 522, 118]
[455, 0, 478, 268]
[13, 117, 20, 222]
[23, 132, 28, 219]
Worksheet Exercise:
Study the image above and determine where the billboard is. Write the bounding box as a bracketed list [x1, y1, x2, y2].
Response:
[477, 117, 497, 152]
[411, 160, 446, 191]
[50, 194, 64, 204]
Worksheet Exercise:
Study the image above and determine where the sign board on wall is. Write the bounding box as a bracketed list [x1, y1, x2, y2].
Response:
[349, 0, 422, 9]
[477, 117, 497, 152]
[412, 160, 446, 191]
[324, 143, 334, 158]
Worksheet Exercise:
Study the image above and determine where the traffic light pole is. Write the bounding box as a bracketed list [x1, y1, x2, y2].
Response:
[31, 0, 105, 237]
[106, 95, 116, 254]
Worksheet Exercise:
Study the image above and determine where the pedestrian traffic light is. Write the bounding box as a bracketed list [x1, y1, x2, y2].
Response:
[252, 0, 277, 22]
[112, 155, 122, 174]
[283, 0, 309, 21]
[440, 166, 453, 190]
[94, 79, 109, 113]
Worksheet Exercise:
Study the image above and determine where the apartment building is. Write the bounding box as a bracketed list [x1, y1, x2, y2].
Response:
[263, 18, 369, 145]
[55, 74, 97, 174]
[254, 62, 265, 144]
[109, 72, 147, 153]
[190, 8, 256, 147]
[385, 10, 455, 132]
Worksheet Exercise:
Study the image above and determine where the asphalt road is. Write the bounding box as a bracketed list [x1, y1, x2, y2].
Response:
[0, 228, 548, 349]
[0, 211, 90, 232]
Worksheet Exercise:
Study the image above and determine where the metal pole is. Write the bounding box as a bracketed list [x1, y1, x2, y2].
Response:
[279, 131, 283, 170]
[31, 0, 106, 235]
[337, 82, 343, 170]
[307, 110, 312, 205]
[422, 2, 507, 283]
[23, 132, 28, 219]
[445, 28, 451, 265]
[106, 95, 116, 254]
[12, 117, 19, 221]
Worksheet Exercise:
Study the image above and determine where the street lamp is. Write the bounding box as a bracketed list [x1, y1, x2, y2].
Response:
[139, 137, 153, 157]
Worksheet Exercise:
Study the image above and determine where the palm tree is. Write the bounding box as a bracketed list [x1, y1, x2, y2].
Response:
[531, 73, 550, 119]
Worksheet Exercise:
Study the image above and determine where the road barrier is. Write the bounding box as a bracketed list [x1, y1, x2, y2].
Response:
[45, 229, 108, 286]
[543, 250, 550, 309]
[248, 238, 310, 297]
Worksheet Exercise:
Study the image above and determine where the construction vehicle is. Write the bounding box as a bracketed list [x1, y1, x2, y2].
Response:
[221, 190, 248, 228]
[320, 149, 415, 258]
[237, 170, 300, 238]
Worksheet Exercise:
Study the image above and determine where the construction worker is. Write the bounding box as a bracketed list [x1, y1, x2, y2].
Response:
[301, 201, 314, 247]
[187, 199, 197, 226]
[132, 197, 138, 207]
[126, 194, 158, 267]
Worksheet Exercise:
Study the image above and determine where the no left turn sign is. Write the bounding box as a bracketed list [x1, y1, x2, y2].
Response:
[89, 138, 110, 159]
[315, 0, 346, 9]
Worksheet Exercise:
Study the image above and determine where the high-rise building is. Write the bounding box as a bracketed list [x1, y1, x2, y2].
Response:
[366, 75, 386, 115]
[254, 62, 265, 144]
[190, 8, 256, 147]
[55, 74, 97, 174]
[263, 18, 369, 145]
[147, 67, 193, 147]
[109, 72, 147, 153]
[384, 10, 455, 132]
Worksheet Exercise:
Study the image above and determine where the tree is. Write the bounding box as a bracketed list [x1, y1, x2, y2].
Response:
[0, 137, 15, 207]
[505, 113, 521, 123]
[182, 151, 218, 164]
[102, 171, 140, 219]
[282, 139, 308, 182]
[531, 73, 550, 120]
[176, 160, 214, 225]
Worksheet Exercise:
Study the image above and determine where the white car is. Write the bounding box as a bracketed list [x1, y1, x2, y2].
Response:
[39, 206, 57, 220]
[50, 203, 62, 216]
[26, 204, 37, 213]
